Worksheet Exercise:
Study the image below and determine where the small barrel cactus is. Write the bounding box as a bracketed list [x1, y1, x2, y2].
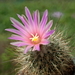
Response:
[14, 31, 74, 75]
[5, 7, 74, 75]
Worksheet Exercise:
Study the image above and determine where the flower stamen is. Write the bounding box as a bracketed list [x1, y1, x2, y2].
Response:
[30, 33, 40, 44]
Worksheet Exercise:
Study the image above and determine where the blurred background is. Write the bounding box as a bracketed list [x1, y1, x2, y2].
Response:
[0, 0, 75, 75]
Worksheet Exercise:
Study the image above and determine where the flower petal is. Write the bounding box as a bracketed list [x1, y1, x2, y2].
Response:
[10, 23, 30, 37]
[10, 18, 27, 34]
[17, 14, 28, 27]
[24, 45, 33, 54]
[10, 17, 25, 29]
[45, 20, 53, 31]
[25, 7, 33, 24]
[5, 29, 23, 36]
[34, 44, 40, 51]
[8, 35, 31, 44]
[44, 30, 55, 38]
[10, 42, 26, 47]
[8, 35, 23, 41]
[40, 10, 48, 28]
[41, 39, 50, 45]
[33, 10, 40, 26]
[40, 20, 53, 36]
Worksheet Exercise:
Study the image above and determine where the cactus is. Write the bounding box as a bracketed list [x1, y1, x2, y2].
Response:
[5, 7, 75, 75]
[14, 31, 74, 75]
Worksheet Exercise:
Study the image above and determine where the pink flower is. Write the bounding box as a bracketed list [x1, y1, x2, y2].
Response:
[5, 7, 55, 54]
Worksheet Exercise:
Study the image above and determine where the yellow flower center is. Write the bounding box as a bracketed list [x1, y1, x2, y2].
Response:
[30, 33, 40, 44]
